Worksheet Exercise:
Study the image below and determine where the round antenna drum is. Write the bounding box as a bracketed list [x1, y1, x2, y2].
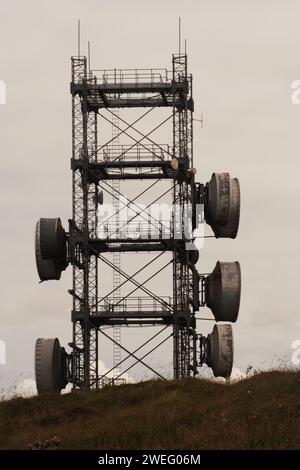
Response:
[205, 173, 240, 238]
[35, 218, 68, 281]
[213, 178, 240, 238]
[35, 338, 67, 394]
[39, 218, 66, 259]
[207, 173, 231, 225]
[206, 261, 241, 322]
[206, 324, 233, 378]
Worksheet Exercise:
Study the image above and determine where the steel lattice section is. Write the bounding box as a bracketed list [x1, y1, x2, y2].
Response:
[69, 52, 203, 389]
[172, 54, 195, 379]
[71, 57, 98, 389]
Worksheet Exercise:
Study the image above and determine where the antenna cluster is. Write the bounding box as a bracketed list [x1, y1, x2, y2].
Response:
[33, 31, 241, 393]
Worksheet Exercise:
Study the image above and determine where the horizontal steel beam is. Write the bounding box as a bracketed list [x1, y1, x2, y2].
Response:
[93, 173, 170, 180]
[71, 81, 188, 95]
[87, 98, 175, 110]
[72, 312, 190, 328]
[98, 319, 170, 326]
[71, 158, 178, 180]
[92, 161, 170, 169]
[72, 310, 191, 325]
[88, 240, 174, 252]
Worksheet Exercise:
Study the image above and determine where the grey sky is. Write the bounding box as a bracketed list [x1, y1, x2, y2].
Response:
[1, 0, 300, 390]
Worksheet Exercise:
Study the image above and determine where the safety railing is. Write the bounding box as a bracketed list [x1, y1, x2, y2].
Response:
[98, 296, 172, 313]
[92, 68, 171, 86]
[97, 220, 172, 240]
[101, 144, 171, 163]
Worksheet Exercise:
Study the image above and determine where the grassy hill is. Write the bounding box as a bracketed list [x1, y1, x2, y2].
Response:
[0, 370, 299, 450]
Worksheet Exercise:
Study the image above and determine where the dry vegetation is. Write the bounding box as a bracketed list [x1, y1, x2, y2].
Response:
[0, 370, 299, 450]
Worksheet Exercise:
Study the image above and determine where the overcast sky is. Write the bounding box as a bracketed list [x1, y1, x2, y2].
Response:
[1, 0, 300, 391]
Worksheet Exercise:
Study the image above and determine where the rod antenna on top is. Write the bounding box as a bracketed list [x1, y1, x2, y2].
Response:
[78, 19, 81, 57]
[178, 17, 181, 55]
[88, 41, 91, 73]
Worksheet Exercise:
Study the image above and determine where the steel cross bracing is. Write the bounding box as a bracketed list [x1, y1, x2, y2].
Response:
[70, 54, 197, 389]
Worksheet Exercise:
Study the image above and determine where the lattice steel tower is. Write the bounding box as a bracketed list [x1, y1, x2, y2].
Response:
[34, 48, 241, 393]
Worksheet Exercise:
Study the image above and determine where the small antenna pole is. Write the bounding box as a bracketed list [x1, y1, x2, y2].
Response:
[185, 38, 187, 55]
[78, 19, 81, 57]
[179, 17, 181, 54]
[88, 41, 91, 73]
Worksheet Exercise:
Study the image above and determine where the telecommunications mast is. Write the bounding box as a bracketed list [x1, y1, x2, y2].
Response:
[34, 37, 241, 393]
